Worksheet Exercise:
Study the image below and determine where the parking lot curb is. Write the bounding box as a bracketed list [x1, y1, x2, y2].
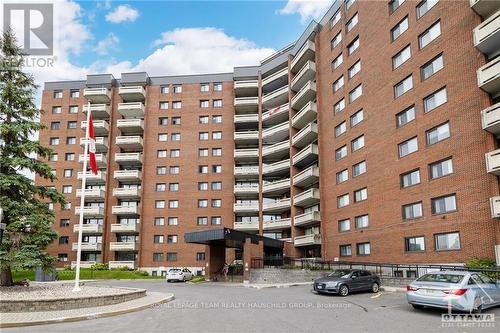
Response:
[245, 282, 313, 289]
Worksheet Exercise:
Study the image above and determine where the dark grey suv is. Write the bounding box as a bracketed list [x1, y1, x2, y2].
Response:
[313, 269, 381, 296]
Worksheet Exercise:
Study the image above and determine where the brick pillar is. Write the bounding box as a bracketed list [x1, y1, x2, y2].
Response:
[206, 244, 225, 281]
[243, 238, 264, 283]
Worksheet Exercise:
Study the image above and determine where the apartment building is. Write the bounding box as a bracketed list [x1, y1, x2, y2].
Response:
[38, 0, 500, 273]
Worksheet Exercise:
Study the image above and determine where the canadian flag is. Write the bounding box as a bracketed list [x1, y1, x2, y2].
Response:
[88, 113, 98, 175]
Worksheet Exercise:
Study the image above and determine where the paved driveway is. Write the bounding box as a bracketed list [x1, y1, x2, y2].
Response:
[5, 280, 500, 333]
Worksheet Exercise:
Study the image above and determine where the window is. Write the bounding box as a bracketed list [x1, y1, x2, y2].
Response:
[155, 200, 165, 209]
[417, 0, 438, 19]
[64, 169, 73, 177]
[426, 122, 450, 145]
[52, 106, 62, 114]
[59, 236, 69, 244]
[196, 252, 206, 261]
[389, 0, 405, 13]
[50, 137, 59, 145]
[336, 169, 349, 184]
[331, 9, 341, 27]
[197, 217, 208, 225]
[431, 194, 456, 214]
[211, 199, 222, 208]
[424, 87, 447, 112]
[421, 54, 444, 80]
[212, 131, 222, 140]
[352, 161, 366, 177]
[171, 133, 181, 141]
[199, 100, 210, 108]
[154, 235, 164, 244]
[66, 137, 76, 145]
[391, 16, 409, 41]
[405, 236, 425, 252]
[396, 105, 416, 127]
[167, 235, 178, 244]
[198, 199, 208, 208]
[335, 121, 347, 137]
[346, 13, 358, 32]
[70, 89, 79, 98]
[340, 245, 352, 256]
[393, 45, 411, 69]
[332, 54, 343, 69]
[157, 150, 167, 158]
[154, 217, 165, 226]
[338, 194, 349, 208]
[157, 166, 167, 175]
[435, 232, 460, 250]
[199, 165, 208, 174]
[199, 116, 209, 124]
[170, 166, 180, 174]
[169, 183, 179, 192]
[401, 169, 421, 188]
[214, 82, 223, 91]
[211, 216, 222, 225]
[347, 37, 359, 55]
[429, 158, 453, 179]
[212, 115, 222, 124]
[200, 83, 210, 92]
[51, 122, 60, 130]
[158, 133, 168, 142]
[169, 200, 179, 209]
[153, 253, 164, 262]
[349, 84, 362, 103]
[168, 217, 178, 226]
[160, 86, 169, 94]
[346, 0, 356, 10]
[357, 243, 371, 255]
[334, 99, 345, 114]
[212, 165, 222, 173]
[348, 60, 361, 79]
[398, 137, 418, 157]
[170, 149, 180, 158]
[53, 90, 63, 98]
[49, 154, 58, 161]
[62, 202, 71, 210]
[339, 219, 351, 232]
[167, 253, 177, 261]
[331, 32, 342, 49]
[67, 121, 77, 129]
[394, 75, 413, 98]
[62, 185, 72, 194]
[60, 219, 70, 227]
[198, 182, 209, 191]
[173, 85, 182, 93]
[351, 135, 365, 152]
[355, 215, 369, 229]
[65, 153, 75, 161]
[354, 187, 368, 202]
[69, 105, 78, 114]
[199, 148, 209, 157]
[419, 21, 441, 49]
[403, 202, 423, 219]
[172, 101, 182, 109]
[58, 253, 68, 262]
[333, 76, 344, 92]
[159, 117, 168, 125]
[156, 183, 166, 192]
[335, 145, 348, 160]
[159, 102, 169, 109]
[350, 109, 364, 127]
[212, 148, 222, 156]
[213, 100, 223, 108]
[211, 182, 222, 190]
[199, 132, 209, 141]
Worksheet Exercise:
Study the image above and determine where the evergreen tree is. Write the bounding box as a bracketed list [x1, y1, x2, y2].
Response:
[0, 29, 65, 286]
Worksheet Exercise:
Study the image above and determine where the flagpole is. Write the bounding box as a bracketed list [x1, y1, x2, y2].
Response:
[73, 101, 91, 292]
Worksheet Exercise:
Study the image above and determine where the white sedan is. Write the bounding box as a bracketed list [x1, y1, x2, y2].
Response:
[166, 268, 193, 282]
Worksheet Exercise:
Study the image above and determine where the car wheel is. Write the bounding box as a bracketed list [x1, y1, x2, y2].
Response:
[339, 284, 349, 297]
[371, 282, 380, 293]
[167, 279, 171, 283]
[411, 304, 424, 310]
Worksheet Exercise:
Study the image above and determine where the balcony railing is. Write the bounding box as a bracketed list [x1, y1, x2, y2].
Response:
[234, 166, 259, 179]
[262, 140, 290, 160]
[82, 104, 110, 119]
[234, 131, 259, 142]
[113, 170, 142, 182]
[291, 60, 316, 92]
[292, 101, 317, 130]
[80, 136, 108, 152]
[477, 56, 500, 95]
[71, 242, 102, 251]
[291, 81, 316, 111]
[292, 121, 318, 148]
[262, 159, 290, 176]
[115, 136, 143, 150]
[112, 205, 140, 215]
[233, 202, 259, 213]
[482, 102, 500, 135]
[263, 218, 292, 231]
[76, 188, 105, 201]
[262, 198, 291, 212]
[83, 87, 111, 103]
[292, 143, 319, 167]
[291, 40, 315, 73]
[73, 223, 103, 234]
[77, 171, 106, 184]
[294, 188, 320, 207]
[294, 211, 321, 227]
[234, 221, 259, 231]
[115, 152, 143, 165]
[234, 114, 258, 124]
[262, 121, 289, 144]
[293, 165, 320, 188]
[262, 67, 288, 87]
[490, 196, 500, 218]
[473, 9, 500, 58]
[113, 187, 141, 199]
[109, 242, 137, 251]
[118, 86, 146, 102]
[234, 184, 260, 195]
[262, 85, 289, 109]
[110, 223, 139, 233]
[234, 96, 259, 113]
[74, 206, 105, 218]
[262, 178, 290, 195]
[234, 148, 259, 161]
[117, 119, 144, 134]
[234, 80, 258, 91]
[71, 261, 96, 269]
[108, 261, 135, 269]
[470, 0, 500, 18]
[118, 102, 145, 118]
[262, 103, 289, 126]
[79, 153, 106, 167]
[294, 233, 321, 247]
[486, 149, 500, 175]
[81, 120, 109, 135]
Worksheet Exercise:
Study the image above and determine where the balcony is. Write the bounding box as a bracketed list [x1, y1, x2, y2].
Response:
[482, 102, 500, 135]
[76, 188, 105, 201]
[474, 10, 500, 58]
[117, 119, 144, 134]
[490, 196, 500, 218]
[113, 187, 141, 200]
[234, 165, 259, 179]
[113, 170, 142, 183]
[74, 206, 105, 218]
[470, 0, 500, 18]
[118, 86, 145, 102]
[73, 223, 103, 234]
[109, 242, 137, 251]
[234, 131, 259, 144]
[263, 218, 292, 231]
[291, 81, 316, 111]
[81, 120, 109, 136]
[292, 143, 319, 168]
[293, 165, 320, 188]
[234, 221, 259, 232]
[262, 178, 290, 196]
[80, 136, 108, 152]
[486, 149, 500, 175]
[234, 96, 259, 113]
[234, 184, 260, 196]
[234, 80, 258, 96]
[291, 60, 316, 92]
[77, 171, 106, 184]
[115, 152, 143, 166]
[115, 136, 143, 151]
[262, 121, 289, 144]
[262, 103, 289, 126]
[83, 87, 111, 103]
[118, 102, 145, 118]
[477, 56, 500, 96]
[262, 140, 290, 161]
[262, 85, 289, 110]
[72, 242, 102, 251]
[234, 148, 259, 162]
[234, 113, 259, 126]
[233, 202, 259, 213]
[292, 122, 318, 148]
[112, 205, 139, 215]
[294, 233, 321, 247]
[262, 159, 290, 177]
[294, 188, 320, 207]
[111, 222, 139, 233]
[262, 198, 291, 213]
[79, 153, 106, 167]
[82, 104, 110, 119]
[108, 261, 135, 269]
[292, 101, 317, 130]
[291, 40, 315, 73]
[262, 67, 288, 88]
[71, 261, 96, 269]
[294, 211, 321, 227]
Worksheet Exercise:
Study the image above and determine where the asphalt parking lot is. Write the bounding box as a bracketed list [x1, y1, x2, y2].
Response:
[5, 280, 500, 333]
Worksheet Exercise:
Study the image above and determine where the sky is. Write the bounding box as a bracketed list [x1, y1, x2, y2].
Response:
[1, 0, 336, 96]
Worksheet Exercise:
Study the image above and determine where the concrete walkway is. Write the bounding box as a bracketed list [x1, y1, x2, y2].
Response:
[201, 281, 407, 292]
[0, 292, 174, 328]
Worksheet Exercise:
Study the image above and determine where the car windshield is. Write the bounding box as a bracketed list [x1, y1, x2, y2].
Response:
[169, 269, 181, 273]
[417, 273, 464, 284]
[328, 270, 352, 278]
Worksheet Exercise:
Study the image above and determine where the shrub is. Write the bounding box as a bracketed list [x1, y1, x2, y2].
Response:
[63, 265, 72, 271]
[136, 270, 149, 276]
[466, 257, 496, 269]
[90, 263, 109, 271]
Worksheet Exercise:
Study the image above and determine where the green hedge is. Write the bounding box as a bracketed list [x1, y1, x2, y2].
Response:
[12, 268, 162, 282]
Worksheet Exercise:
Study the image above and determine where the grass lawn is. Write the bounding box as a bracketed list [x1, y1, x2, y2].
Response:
[12, 269, 164, 282]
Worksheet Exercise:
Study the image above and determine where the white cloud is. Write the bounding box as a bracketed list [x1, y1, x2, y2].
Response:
[105, 4, 139, 24]
[279, 0, 334, 23]
[94, 33, 119, 55]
